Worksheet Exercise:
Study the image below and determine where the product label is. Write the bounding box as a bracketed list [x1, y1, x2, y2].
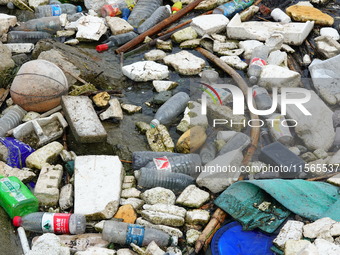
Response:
[153, 156, 171, 171]
[41, 213, 71, 234]
[51, 5, 62, 16]
[0, 178, 27, 202]
[126, 224, 145, 246]
[250, 58, 267, 67]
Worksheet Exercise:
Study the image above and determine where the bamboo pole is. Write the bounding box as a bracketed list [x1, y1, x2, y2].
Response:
[115, 0, 205, 54]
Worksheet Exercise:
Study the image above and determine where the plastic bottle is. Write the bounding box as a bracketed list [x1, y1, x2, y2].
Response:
[150, 92, 190, 128]
[247, 45, 270, 85]
[137, 5, 171, 34]
[141, 153, 202, 178]
[0, 137, 34, 168]
[132, 151, 182, 170]
[333, 127, 340, 149]
[7, 31, 53, 43]
[271, 8, 291, 24]
[96, 31, 138, 52]
[121, 8, 131, 20]
[127, 0, 163, 28]
[218, 132, 250, 156]
[267, 113, 293, 146]
[102, 220, 176, 247]
[0, 176, 38, 218]
[35, 3, 82, 18]
[12, 16, 62, 34]
[171, 2, 182, 14]
[252, 85, 273, 110]
[199, 141, 217, 165]
[135, 168, 195, 192]
[213, 0, 254, 18]
[13, 212, 86, 234]
[0, 105, 26, 137]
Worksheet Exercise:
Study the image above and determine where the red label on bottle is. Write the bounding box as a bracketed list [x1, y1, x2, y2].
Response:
[53, 213, 71, 234]
[250, 58, 267, 67]
[153, 157, 171, 171]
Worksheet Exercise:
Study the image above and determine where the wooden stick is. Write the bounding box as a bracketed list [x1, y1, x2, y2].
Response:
[157, 10, 213, 37]
[195, 208, 227, 253]
[307, 172, 339, 181]
[115, 0, 205, 54]
[195, 47, 260, 167]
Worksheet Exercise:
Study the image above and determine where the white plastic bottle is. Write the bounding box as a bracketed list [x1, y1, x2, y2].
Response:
[102, 220, 177, 247]
[13, 212, 86, 234]
[150, 92, 190, 127]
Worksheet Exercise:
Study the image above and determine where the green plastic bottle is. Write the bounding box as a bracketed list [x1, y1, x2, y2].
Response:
[0, 175, 39, 219]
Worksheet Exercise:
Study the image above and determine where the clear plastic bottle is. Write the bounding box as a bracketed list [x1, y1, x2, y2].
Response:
[135, 168, 195, 192]
[13, 212, 86, 234]
[199, 141, 217, 165]
[218, 132, 250, 156]
[137, 5, 171, 34]
[333, 127, 340, 149]
[141, 153, 201, 178]
[96, 31, 138, 52]
[132, 151, 182, 170]
[7, 31, 53, 43]
[267, 113, 293, 146]
[35, 3, 82, 18]
[127, 0, 163, 28]
[12, 16, 62, 34]
[0, 105, 26, 137]
[248, 45, 270, 85]
[150, 92, 190, 128]
[102, 221, 176, 247]
[252, 85, 273, 110]
[213, 0, 254, 18]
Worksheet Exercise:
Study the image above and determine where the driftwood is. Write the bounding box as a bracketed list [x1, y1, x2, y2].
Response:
[115, 0, 205, 54]
[194, 47, 261, 253]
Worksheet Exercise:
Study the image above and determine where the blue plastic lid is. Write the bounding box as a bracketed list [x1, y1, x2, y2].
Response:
[211, 221, 275, 255]
[76, 6, 82, 12]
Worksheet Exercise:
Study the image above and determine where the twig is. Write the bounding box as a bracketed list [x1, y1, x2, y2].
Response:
[307, 172, 339, 181]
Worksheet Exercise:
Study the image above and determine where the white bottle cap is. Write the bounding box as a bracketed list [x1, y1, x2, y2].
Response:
[150, 119, 160, 128]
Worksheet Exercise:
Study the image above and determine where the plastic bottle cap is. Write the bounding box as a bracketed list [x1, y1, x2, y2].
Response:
[76, 6, 82, 13]
[13, 216, 22, 227]
[150, 119, 160, 128]
[96, 44, 109, 52]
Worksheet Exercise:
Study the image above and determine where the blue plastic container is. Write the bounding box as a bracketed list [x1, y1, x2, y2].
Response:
[211, 221, 275, 255]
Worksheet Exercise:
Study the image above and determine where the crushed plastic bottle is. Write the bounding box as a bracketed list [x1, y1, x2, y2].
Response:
[213, 0, 254, 18]
[35, 3, 82, 18]
[13, 212, 86, 234]
[218, 132, 250, 156]
[135, 168, 195, 192]
[137, 5, 171, 34]
[102, 220, 177, 247]
[96, 31, 138, 52]
[7, 31, 53, 43]
[127, 0, 163, 28]
[248, 45, 271, 85]
[11, 16, 62, 34]
[150, 92, 190, 128]
[0, 137, 34, 168]
[0, 176, 38, 218]
[140, 153, 202, 178]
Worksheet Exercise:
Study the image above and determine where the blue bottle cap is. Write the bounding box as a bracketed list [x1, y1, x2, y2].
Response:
[76, 5, 82, 12]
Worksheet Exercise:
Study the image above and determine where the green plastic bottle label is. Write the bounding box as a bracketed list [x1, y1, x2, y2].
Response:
[0, 178, 27, 202]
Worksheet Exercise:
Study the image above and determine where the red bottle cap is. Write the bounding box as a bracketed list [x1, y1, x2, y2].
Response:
[96, 44, 109, 52]
[13, 216, 22, 227]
